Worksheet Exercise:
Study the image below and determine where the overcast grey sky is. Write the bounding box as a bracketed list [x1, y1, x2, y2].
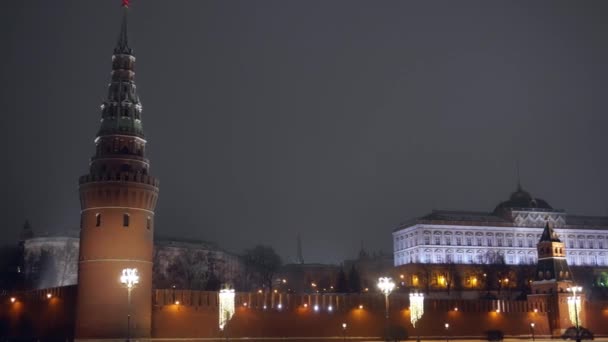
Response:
[1, 1, 608, 263]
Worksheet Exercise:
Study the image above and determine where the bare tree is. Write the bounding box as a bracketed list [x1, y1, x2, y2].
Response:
[347, 266, 361, 293]
[58, 240, 78, 286]
[441, 262, 459, 295]
[165, 249, 210, 290]
[418, 263, 433, 294]
[243, 245, 282, 291]
[480, 251, 510, 294]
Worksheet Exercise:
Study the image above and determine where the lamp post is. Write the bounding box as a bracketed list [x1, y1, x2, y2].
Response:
[530, 322, 535, 341]
[342, 322, 347, 342]
[444, 323, 449, 342]
[378, 277, 395, 319]
[378, 277, 395, 341]
[120, 268, 139, 342]
[567, 286, 583, 342]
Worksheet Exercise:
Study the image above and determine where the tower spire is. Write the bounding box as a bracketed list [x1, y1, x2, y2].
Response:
[516, 159, 522, 191]
[20, 220, 34, 241]
[97, 0, 144, 142]
[539, 221, 560, 242]
[114, 1, 132, 55]
[296, 234, 304, 264]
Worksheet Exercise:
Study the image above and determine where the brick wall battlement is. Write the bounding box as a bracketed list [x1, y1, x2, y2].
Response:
[154, 289, 549, 313]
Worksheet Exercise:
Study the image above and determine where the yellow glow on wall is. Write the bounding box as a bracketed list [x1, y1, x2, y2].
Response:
[412, 275, 419, 287]
[469, 276, 478, 287]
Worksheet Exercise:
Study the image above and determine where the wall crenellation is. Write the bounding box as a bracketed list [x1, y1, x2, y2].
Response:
[153, 289, 549, 314]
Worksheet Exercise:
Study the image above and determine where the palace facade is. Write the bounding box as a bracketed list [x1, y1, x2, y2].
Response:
[393, 185, 608, 267]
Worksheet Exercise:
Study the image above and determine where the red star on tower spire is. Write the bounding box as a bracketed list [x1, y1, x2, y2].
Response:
[122, 0, 129, 8]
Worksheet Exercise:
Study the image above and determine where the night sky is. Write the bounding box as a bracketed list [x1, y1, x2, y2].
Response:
[2, 1, 608, 263]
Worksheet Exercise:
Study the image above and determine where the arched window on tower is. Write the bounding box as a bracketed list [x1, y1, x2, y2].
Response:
[147, 216, 152, 230]
[96, 213, 101, 227]
[123, 213, 130, 227]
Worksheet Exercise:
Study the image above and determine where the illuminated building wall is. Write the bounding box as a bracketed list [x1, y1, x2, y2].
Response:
[394, 186, 608, 267]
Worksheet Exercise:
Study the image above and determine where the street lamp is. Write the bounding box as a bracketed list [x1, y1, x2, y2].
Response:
[567, 286, 583, 342]
[378, 277, 395, 319]
[530, 322, 535, 341]
[342, 322, 347, 342]
[444, 323, 450, 342]
[378, 277, 395, 341]
[120, 268, 139, 342]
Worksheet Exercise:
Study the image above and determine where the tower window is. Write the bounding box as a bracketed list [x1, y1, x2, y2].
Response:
[96, 213, 101, 227]
[147, 216, 152, 230]
[123, 213, 130, 227]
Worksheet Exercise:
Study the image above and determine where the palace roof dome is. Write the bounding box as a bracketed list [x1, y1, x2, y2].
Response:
[493, 185, 553, 213]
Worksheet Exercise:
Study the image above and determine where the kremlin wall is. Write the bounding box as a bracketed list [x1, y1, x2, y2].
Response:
[2, 286, 608, 340]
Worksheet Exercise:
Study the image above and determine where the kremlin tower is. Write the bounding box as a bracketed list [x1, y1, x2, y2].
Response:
[528, 222, 584, 336]
[75, 2, 159, 338]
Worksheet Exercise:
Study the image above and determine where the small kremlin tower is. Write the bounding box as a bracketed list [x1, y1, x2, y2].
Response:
[75, 2, 159, 338]
[528, 222, 584, 336]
